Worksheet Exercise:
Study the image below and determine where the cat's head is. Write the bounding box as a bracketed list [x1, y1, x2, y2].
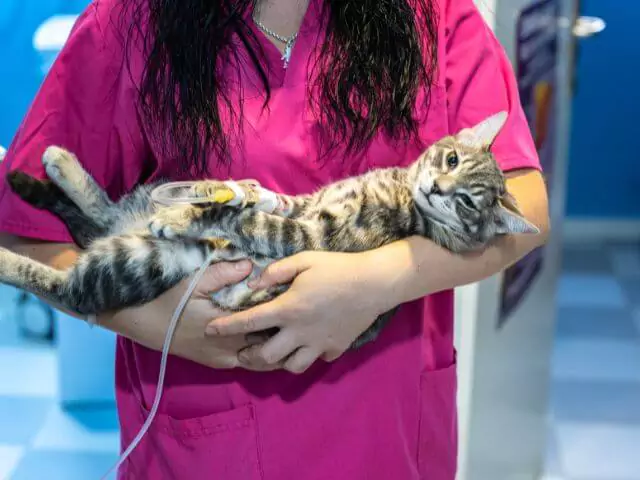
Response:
[411, 111, 539, 248]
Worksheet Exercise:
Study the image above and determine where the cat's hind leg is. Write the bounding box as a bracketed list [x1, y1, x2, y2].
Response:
[0, 247, 71, 309]
[42, 146, 116, 228]
[7, 171, 107, 248]
[0, 236, 215, 316]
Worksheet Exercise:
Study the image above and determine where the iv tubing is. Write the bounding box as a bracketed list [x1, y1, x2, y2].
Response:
[99, 179, 280, 477]
[99, 257, 212, 479]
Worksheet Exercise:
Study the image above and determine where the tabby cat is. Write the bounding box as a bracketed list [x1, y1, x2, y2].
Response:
[0, 111, 538, 348]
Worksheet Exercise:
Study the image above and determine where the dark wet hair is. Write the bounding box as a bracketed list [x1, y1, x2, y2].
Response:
[125, 0, 439, 174]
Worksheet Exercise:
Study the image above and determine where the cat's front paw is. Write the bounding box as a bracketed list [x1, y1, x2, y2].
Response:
[148, 206, 193, 239]
[189, 181, 237, 204]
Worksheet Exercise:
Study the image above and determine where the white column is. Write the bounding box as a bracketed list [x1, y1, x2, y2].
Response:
[456, 1, 576, 478]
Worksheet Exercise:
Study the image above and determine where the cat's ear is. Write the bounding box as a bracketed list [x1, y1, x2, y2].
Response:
[495, 194, 540, 235]
[499, 191, 522, 215]
[456, 111, 508, 150]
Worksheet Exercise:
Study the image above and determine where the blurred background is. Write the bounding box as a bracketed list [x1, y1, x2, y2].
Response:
[0, 0, 637, 479]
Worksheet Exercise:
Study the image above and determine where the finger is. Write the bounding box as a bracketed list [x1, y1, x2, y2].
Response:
[236, 345, 284, 371]
[245, 327, 278, 345]
[241, 332, 299, 365]
[210, 355, 240, 370]
[321, 349, 344, 363]
[284, 346, 320, 374]
[248, 254, 312, 289]
[206, 299, 285, 336]
[198, 260, 253, 293]
[242, 361, 283, 372]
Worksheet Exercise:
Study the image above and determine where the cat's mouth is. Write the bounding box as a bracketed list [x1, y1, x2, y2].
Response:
[418, 188, 450, 226]
[419, 187, 435, 206]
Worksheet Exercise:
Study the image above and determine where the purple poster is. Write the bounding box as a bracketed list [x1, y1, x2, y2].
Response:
[498, 0, 559, 327]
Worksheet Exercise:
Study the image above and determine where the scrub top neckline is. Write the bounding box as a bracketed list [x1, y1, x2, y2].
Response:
[247, 0, 321, 88]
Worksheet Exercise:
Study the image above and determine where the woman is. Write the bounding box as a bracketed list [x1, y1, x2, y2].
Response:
[0, 0, 549, 478]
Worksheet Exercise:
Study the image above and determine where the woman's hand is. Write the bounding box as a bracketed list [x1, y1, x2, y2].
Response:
[205, 252, 393, 374]
[102, 261, 279, 371]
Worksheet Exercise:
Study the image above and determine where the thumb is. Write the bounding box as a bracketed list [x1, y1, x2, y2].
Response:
[198, 260, 253, 293]
[248, 254, 312, 290]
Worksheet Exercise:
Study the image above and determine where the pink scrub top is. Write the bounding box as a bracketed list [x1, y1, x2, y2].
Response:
[0, 0, 540, 478]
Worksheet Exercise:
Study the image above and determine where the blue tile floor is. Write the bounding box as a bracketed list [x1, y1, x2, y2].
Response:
[0, 241, 638, 479]
[544, 241, 640, 480]
[0, 287, 119, 480]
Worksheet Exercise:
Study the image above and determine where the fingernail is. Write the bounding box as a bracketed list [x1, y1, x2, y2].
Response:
[205, 324, 219, 336]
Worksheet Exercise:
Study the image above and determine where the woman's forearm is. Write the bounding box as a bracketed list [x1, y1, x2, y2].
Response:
[0, 234, 80, 271]
[367, 233, 543, 307]
[365, 169, 550, 309]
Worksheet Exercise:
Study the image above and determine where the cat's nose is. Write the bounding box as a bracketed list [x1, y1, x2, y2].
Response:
[432, 176, 455, 196]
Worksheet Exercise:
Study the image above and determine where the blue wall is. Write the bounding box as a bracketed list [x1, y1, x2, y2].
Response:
[0, 0, 88, 147]
[0, 1, 118, 406]
[566, 0, 640, 219]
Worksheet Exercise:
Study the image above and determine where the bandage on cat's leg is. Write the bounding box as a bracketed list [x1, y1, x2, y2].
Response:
[221, 181, 257, 208]
[190, 181, 237, 204]
[189, 179, 274, 210]
[213, 189, 236, 204]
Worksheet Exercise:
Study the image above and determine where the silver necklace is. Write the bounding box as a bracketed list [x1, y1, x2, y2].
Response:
[252, 17, 298, 68]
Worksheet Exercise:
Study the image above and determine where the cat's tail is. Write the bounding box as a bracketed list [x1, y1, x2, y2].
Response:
[6, 171, 106, 249]
[0, 247, 72, 310]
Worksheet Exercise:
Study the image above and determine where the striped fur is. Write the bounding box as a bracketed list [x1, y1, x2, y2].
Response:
[0, 112, 538, 348]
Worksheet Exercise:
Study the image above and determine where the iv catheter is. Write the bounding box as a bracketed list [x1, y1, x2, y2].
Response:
[150, 179, 281, 212]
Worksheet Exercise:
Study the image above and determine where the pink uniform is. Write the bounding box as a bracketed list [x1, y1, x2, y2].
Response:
[0, 0, 539, 478]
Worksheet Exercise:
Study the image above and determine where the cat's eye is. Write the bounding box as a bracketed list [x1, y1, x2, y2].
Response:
[447, 153, 459, 169]
[458, 194, 475, 209]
